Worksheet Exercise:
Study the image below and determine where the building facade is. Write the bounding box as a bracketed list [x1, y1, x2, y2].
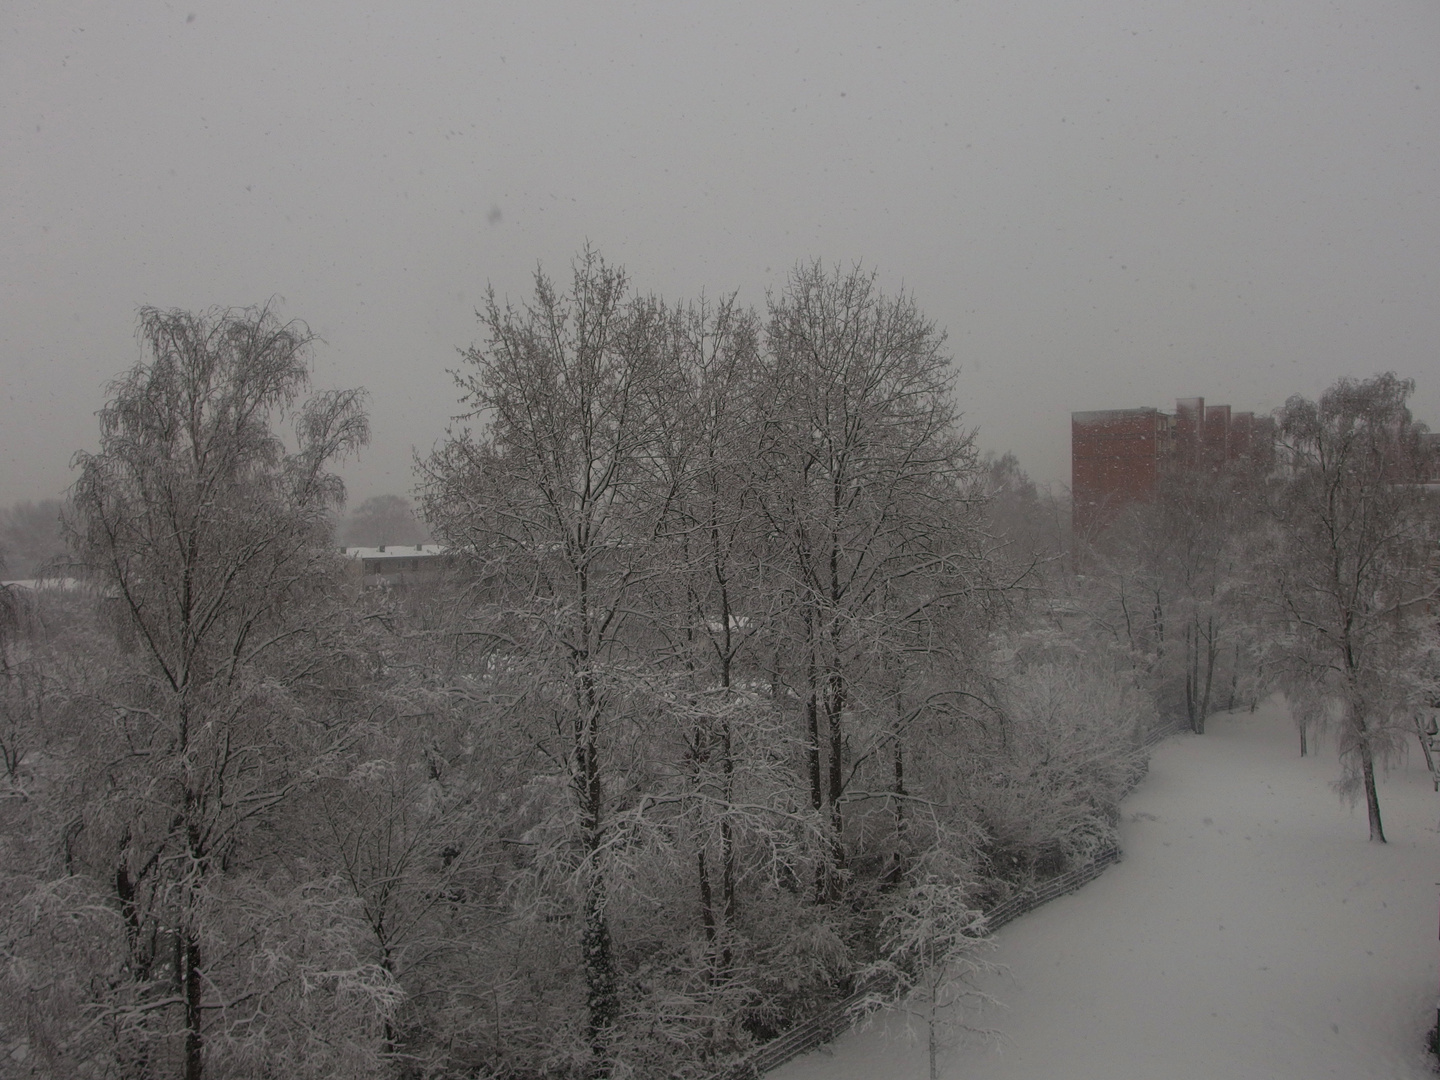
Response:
[340, 543, 447, 587]
[1072, 396, 1270, 533]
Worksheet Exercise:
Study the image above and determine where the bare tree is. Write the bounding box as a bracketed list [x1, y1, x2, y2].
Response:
[858, 865, 994, 1080]
[1152, 463, 1269, 734]
[1267, 373, 1437, 842]
[1076, 449, 1272, 736]
[645, 293, 773, 977]
[421, 249, 668, 1074]
[757, 262, 983, 899]
[64, 304, 369, 1077]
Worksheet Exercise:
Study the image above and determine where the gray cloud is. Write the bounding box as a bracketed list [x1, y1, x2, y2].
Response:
[4, 0, 1437, 503]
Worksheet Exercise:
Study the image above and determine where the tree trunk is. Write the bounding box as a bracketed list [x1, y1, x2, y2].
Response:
[1346, 660, 1386, 844]
[183, 818, 206, 1080]
[804, 610, 821, 815]
[892, 736, 907, 878]
[1359, 737, 1386, 843]
[1184, 622, 1200, 734]
[1228, 641, 1242, 711]
[582, 871, 616, 1071]
[713, 523, 737, 969]
[698, 849, 716, 946]
[889, 677, 908, 885]
[183, 930, 203, 1080]
[720, 721, 736, 972]
[803, 609, 827, 902]
[1198, 615, 1217, 728]
[825, 666, 846, 900]
[581, 707, 614, 1071]
[577, 648, 615, 1070]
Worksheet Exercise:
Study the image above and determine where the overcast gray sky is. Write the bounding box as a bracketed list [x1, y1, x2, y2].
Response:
[4, 0, 1437, 506]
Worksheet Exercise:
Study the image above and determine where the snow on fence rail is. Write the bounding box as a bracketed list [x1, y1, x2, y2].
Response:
[1142, 716, 1190, 749]
[725, 719, 1187, 1079]
[724, 846, 1123, 1079]
[981, 844, 1122, 930]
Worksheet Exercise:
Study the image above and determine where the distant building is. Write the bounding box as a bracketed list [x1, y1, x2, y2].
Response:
[1071, 396, 1271, 533]
[340, 544, 447, 587]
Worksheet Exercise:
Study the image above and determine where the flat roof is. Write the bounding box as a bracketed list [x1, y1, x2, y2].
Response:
[1072, 408, 1162, 423]
[341, 545, 446, 559]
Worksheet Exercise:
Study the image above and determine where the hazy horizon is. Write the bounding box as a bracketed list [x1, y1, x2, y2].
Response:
[5, 0, 1438, 507]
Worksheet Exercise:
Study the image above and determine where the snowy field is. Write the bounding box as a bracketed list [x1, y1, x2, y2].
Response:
[772, 699, 1440, 1080]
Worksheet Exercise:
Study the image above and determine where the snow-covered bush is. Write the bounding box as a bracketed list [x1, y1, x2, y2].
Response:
[964, 645, 1149, 892]
[857, 858, 995, 1080]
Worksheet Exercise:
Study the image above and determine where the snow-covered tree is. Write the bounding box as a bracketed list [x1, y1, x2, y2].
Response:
[421, 249, 671, 1073]
[858, 864, 994, 1080]
[59, 304, 371, 1077]
[1266, 373, 1437, 842]
[1073, 448, 1272, 736]
[757, 262, 987, 900]
[970, 646, 1148, 881]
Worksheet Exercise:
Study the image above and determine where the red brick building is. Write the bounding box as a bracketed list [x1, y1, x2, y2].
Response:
[1072, 396, 1269, 533]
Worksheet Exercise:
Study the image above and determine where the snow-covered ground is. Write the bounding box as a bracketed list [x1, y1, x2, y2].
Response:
[772, 699, 1440, 1080]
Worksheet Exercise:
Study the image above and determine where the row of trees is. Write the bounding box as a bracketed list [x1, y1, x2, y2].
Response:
[1077, 373, 1438, 844]
[411, 252, 1130, 1074]
[0, 264, 1149, 1079]
[1, 254, 1433, 1077]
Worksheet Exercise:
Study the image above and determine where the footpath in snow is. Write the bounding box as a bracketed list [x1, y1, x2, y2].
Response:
[771, 700, 1440, 1080]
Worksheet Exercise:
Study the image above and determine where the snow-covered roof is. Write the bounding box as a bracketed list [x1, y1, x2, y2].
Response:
[340, 545, 446, 560]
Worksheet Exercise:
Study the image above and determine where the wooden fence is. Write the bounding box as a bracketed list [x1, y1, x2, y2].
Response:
[724, 845, 1123, 1079]
[725, 719, 1187, 1078]
[1142, 716, 1191, 749]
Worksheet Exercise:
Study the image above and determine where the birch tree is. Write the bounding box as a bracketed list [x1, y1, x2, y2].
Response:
[1268, 373, 1437, 842]
[62, 304, 370, 1077]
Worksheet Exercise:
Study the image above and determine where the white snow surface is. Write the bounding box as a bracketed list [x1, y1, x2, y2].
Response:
[771, 699, 1440, 1079]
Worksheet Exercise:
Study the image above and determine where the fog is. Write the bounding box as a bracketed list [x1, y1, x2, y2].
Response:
[4, 0, 1437, 506]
